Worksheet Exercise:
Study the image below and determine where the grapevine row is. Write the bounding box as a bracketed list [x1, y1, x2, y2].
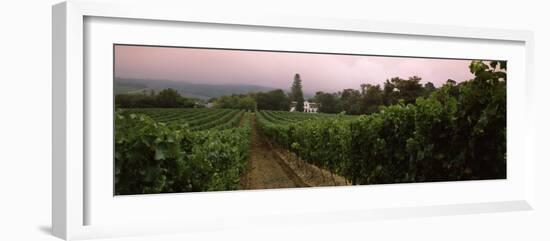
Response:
[257, 65, 506, 185]
[122, 108, 244, 131]
[115, 111, 252, 194]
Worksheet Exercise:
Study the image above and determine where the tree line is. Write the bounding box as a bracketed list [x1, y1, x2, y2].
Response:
[115, 88, 196, 108]
[312, 76, 441, 115]
[116, 71, 468, 117]
[210, 73, 304, 111]
[210, 73, 453, 115]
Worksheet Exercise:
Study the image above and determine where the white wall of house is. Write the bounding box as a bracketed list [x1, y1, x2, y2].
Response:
[290, 101, 318, 113]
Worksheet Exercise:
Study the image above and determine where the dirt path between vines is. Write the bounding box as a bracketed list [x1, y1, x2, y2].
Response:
[240, 114, 308, 190]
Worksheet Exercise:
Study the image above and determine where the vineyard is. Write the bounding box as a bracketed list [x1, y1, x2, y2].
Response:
[114, 108, 251, 194]
[115, 60, 506, 195]
[124, 108, 245, 131]
[257, 61, 507, 185]
[114, 107, 351, 194]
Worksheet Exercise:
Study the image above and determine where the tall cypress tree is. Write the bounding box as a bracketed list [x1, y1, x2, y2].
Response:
[291, 73, 305, 112]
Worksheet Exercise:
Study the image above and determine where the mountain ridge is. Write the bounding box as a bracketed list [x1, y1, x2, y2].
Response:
[115, 78, 278, 100]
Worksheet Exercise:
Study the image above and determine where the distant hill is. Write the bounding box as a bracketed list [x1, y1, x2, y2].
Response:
[115, 78, 277, 100]
[114, 82, 148, 94]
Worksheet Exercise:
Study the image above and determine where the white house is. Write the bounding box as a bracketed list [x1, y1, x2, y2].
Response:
[290, 101, 318, 113]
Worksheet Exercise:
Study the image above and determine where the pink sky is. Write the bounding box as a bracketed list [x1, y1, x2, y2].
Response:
[115, 45, 476, 93]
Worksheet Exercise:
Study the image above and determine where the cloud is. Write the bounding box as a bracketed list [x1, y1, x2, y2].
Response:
[115, 45, 476, 93]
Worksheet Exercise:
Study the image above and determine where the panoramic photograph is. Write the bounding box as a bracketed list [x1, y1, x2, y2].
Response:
[113, 44, 507, 195]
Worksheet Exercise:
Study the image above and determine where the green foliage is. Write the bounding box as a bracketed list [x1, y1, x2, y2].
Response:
[214, 94, 257, 111]
[423, 82, 436, 96]
[115, 88, 196, 108]
[313, 91, 342, 114]
[257, 110, 355, 178]
[360, 84, 383, 114]
[238, 96, 257, 111]
[124, 108, 245, 131]
[339, 89, 362, 115]
[382, 76, 424, 105]
[257, 61, 506, 184]
[115, 110, 251, 194]
[255, 89, 291, 111]
[290, 74, 305, 112]
[116, 60, 506, 193]
[214, 95, 239, 109]
[156, 88, 182, 107]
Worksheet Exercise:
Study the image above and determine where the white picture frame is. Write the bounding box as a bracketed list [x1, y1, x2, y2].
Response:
[52, 0, 535, 240]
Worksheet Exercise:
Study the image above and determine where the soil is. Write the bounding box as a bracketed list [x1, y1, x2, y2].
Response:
[240, 113, 350, 190]
[240, 114, 307, 189]
[270, 143, 350, 187]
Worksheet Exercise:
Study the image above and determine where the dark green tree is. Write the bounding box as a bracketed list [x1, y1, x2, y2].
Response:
[290, 74, 305, 112]
[382, 76, 424, 105]
[360, 84, 383, 114]
[313, 91, 341, 114]
[115, 93, 155, 108]
[441, 79, 460, 98]
[382, 79, 397, 105]
[115, 88, 196, 108]
[394, 76, 424, 104]
[156, 88, 182, 107]
[256, 89, 290, 111]
[339, 88, 362, 115]
[423, 82, 436, 96]
[237, 96, 257, 111]
[214, 95, 239, 109]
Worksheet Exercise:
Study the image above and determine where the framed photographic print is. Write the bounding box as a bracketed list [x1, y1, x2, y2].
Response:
[52, 0, 535, 240]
